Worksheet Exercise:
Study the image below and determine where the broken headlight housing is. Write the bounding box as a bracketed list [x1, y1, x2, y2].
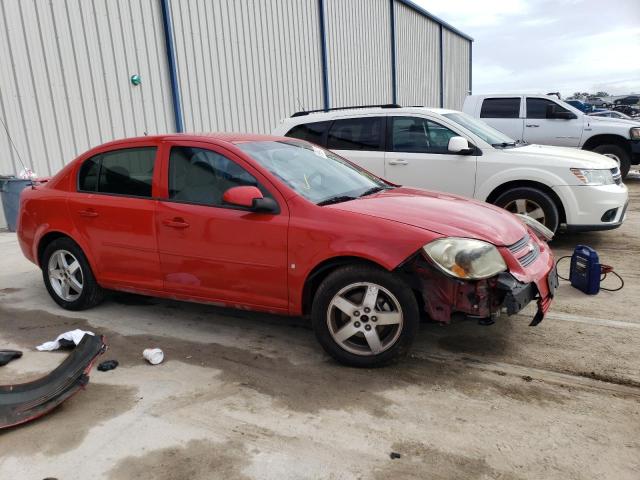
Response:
[423, 238, 507, 280]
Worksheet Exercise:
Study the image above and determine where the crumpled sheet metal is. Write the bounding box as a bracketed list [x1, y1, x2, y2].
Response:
[0, 335, 107, 429]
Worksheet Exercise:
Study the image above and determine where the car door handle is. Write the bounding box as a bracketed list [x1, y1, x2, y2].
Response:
[388, 159, 409, 165]
[78, 209, 98, 218]
[162, 218, 190, 229]
[526, 124, 540, 127]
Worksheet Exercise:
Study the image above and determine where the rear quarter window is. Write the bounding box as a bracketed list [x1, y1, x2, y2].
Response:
[285, 121, 330, 146]
[480, 98, 521, 118]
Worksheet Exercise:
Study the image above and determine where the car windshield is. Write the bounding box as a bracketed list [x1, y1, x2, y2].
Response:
[237, 140, 390, 205]
[443, 112, 517, 148]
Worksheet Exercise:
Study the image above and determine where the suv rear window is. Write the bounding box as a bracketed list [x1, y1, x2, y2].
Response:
[480, 98, 521, 118]
[327, 117, 383, 151]
[285, 121, 329, 146]
[78, 147, 156, 198]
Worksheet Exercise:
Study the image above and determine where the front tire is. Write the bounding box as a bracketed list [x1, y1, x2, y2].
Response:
[592, 144, 631, 178]
[41, 237, 104, 311]
[311, 265, 419, 367]
[494, 187, 560, 233]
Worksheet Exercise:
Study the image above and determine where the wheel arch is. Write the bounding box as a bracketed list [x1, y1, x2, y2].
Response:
[36, 231, 94, 272]
[486, 180, 567, 224]
[582, 134, 630, 154]
[301, 256, 388, 317]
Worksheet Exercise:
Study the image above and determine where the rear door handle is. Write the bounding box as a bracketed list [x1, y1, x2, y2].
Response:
[526, 124, 539, 127]
[78, 209, 98, 218]
[388, 159, 409, 166]
[162, 218, 190, 229]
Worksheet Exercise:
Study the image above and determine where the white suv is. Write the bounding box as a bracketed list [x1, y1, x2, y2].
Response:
[463, 94, 640, 178]
[272, 105, 628, 233]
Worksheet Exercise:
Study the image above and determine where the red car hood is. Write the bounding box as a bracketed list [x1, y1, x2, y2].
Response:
[329, 187, 526, 246]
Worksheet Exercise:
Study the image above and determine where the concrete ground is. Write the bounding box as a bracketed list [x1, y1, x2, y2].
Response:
[1, 173, 639, 480]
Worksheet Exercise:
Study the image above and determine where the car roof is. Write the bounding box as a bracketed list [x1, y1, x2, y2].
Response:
[93, 132, 290, 149]
[282, 106, 460, 124]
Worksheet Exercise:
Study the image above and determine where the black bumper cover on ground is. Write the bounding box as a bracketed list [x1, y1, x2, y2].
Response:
[0, 334, 106, 430]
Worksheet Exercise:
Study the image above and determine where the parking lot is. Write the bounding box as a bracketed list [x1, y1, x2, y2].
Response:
[0, 172, 638, 480]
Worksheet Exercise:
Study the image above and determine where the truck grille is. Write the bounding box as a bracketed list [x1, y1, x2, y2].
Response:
[507, 234, 540, 267]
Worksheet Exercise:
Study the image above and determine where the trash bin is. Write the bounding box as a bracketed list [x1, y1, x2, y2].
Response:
[0, 176, 32, 232]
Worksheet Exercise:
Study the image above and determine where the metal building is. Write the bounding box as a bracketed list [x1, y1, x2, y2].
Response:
[0, 0, 472, 182]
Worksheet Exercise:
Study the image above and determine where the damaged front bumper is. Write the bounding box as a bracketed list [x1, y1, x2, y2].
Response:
[0, 334, 106, 430]
[400, 244, 557, 326]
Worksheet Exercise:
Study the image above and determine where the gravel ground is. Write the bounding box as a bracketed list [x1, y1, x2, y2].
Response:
[0, 172, 638, 480]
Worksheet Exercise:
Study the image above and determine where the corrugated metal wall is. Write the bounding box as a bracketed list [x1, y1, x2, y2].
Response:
[324, 0, 393, 107]
[0, 0, 174, 178]
[443, 28, 471, 110]
[0, 0, 472, 191]
[169, 0, 324, 133]
[394, 1, 440, 108]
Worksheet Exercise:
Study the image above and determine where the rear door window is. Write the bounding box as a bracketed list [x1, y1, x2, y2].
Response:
[78, 147, 156, 198]
[285, 121, 330, 146]
[480, 98, 521, 118]
[327, 117, 383, 151]
[98, 148, 156, 197]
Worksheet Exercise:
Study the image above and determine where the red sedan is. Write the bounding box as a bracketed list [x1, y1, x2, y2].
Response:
[18, 134, 557, 366]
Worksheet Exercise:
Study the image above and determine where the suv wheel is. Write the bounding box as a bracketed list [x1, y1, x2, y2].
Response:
[311, 265, 419, 367]
[494, 187, 560, 232]
[42, 237, 104, 311]
[592, 144, 631, 178]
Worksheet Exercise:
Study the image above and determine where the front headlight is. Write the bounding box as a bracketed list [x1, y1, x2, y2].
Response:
[422, 238, 507, 280]
[570, 168, 614, 185]
[630, 127, 640, 140]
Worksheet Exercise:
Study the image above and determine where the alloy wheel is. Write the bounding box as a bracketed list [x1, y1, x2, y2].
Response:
[504, 198, 546, 225]
[48, 249, 84, 302]
[326, 282, 403, 356]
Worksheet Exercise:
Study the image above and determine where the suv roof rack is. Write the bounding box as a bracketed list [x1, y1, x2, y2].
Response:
[291, 104, 402, 117]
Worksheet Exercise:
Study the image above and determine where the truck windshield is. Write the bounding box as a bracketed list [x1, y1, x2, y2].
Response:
[443, 112, 518, 148]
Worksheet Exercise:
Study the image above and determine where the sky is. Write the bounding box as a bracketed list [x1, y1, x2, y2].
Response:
[415, 0, 640, 98]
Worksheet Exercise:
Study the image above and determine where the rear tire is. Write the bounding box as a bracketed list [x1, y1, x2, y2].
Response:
[311, 265, 419, 367]
[41, 237, 104, 311]
[592, 144, 631, 178]
[493, 187, 560, 233]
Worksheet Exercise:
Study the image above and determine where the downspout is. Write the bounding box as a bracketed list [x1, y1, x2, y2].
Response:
[468, 40, 473, 95]
[389, 0, 397, 104]
[439, 24, 444, 108]
[318, 0, 330, 111]
[160, 0, 184, 132]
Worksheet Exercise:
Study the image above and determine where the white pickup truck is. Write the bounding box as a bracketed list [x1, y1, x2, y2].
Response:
[463, 94, 640, 178]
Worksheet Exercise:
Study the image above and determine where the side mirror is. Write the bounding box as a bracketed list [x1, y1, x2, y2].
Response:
[222, 186, 278, 213]
[448, 136, 473, 154]
[546, 104, 577, 120]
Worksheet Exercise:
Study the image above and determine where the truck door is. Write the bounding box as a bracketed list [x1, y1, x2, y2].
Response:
[523, 97, 582, 147]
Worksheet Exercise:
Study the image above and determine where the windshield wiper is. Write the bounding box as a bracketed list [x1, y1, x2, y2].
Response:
[317, 195, 358, 206]
[491, 142, 517, 148]
[359, 186, 388, 197]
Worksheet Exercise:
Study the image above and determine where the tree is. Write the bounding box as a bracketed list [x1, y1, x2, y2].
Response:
[595, 91, 609, 97]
